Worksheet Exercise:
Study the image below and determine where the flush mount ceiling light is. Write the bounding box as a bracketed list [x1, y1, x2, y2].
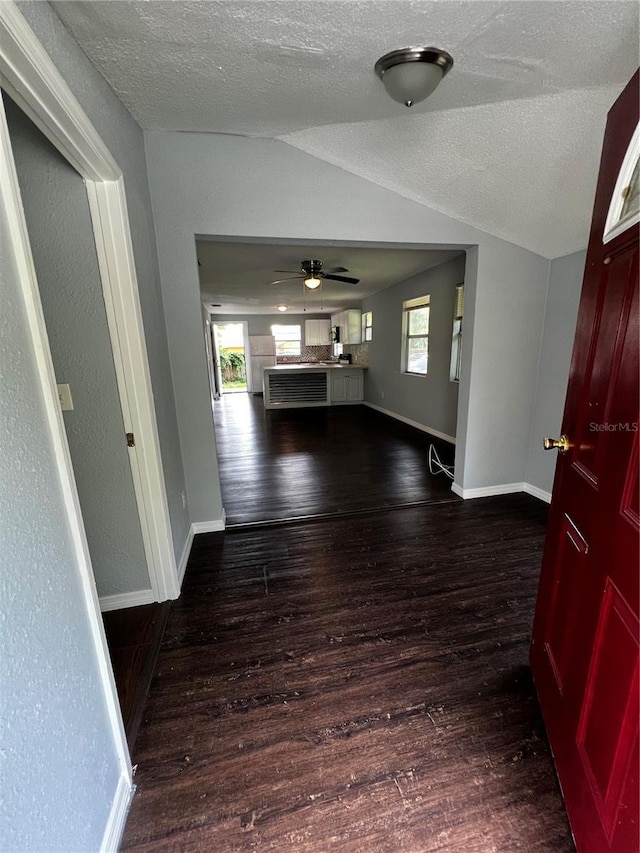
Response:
[277, 304, 288, 312]
[374, 46, 454, 107]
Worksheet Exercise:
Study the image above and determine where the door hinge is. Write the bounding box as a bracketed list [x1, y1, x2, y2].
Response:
[126, 432, 135, 447]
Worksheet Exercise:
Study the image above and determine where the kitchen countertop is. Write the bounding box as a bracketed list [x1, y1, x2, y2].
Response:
[266, 363, 365, 370]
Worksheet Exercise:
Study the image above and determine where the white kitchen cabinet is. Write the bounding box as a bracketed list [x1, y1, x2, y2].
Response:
[304, 318, 331, 346]
[330, 369, 364, 404]
[330, 309, 362, 345]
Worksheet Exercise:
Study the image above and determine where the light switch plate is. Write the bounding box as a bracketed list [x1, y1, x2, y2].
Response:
[57, 383, 74, 411]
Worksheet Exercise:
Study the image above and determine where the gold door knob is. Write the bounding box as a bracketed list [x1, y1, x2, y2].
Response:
[543, 435, 570, 453]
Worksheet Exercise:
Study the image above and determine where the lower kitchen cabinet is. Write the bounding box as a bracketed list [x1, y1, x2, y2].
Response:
[330, 369, 364, 404]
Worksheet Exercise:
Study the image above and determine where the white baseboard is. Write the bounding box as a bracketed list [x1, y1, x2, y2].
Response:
[191, 508, 227, 535]
[363, 402, 456, 444]
[451, 481, 525, 499]
[524, 483, 552, 504]
[177, 526, 195, 586]
[99, 588, 155, 612]
[451, 481, 552, 503]
[100, 773, 134, 853]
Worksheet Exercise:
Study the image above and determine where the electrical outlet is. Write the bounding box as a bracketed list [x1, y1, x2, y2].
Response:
[57, 383, 74, 411]
[181, 491, 187, 510]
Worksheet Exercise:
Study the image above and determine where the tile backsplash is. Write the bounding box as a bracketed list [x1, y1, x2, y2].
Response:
[276, 343, 369, 366]
[277, 345, 333, 363]
[342, 343, 369, 367]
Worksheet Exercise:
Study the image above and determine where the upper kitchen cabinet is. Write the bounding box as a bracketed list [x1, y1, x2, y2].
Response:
[331, 309, 362, 345]
[305, 319, 331, 346]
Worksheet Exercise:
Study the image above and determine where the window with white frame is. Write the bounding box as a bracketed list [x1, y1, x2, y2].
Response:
[402, 295, 430, 375]
[362, 311, 373, 341]
[450, 285, 464, 383]
[271, 324, 301, 356]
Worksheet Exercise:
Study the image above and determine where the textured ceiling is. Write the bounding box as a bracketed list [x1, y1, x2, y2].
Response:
[196, 239, 463, 314]
[53, 1, 639, 257]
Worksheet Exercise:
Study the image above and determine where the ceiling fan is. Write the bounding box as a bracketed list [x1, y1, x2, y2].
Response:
[268, 259, 360, 290]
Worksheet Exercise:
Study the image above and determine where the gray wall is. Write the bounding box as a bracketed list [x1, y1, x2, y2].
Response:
[361, 255, 465, 439]
[0, 150, 121, 852]
[526, 250, 586, 495]
[17, 0, 189, 565]
[6, 96, 149, 597]
[146, 131, 550, 510]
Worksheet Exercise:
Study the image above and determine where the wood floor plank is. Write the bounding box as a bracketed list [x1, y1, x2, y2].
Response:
[103, 602, 171, 749]
[122, 497, 574, 852]
[213, 394, 457, 525]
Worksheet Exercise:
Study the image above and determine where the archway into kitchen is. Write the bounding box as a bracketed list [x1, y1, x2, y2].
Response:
[196, 236, 469, 527]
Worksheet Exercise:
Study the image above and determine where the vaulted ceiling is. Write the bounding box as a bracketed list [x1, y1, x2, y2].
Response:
[53, 1, 638, 258]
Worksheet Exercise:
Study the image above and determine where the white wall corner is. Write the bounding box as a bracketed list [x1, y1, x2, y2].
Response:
[524, 482, 552, 504]
[99, 774, 134, 853]
[450, 482, 525, 500]
[451, 482, 464, 498]
[99, 588, 155, 613]
[177, 525, 195, 586]
[191, 507, 226, 535]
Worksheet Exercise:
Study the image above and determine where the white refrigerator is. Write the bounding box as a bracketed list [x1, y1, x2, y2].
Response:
[249, 335, 276, 394]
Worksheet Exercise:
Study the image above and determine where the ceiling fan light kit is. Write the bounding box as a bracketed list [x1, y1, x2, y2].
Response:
[267, 260, 360, 290]
[375, 46, 454, 107]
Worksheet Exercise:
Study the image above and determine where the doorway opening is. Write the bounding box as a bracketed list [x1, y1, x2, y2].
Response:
[198, 238, 466, 526]
[213, 322, 249, 393]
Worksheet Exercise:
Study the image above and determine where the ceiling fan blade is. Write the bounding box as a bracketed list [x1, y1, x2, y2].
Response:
[268, 276, 304, 285]
[323, 266, 349, 274]
[324, 274, 360, 284]
[273, 269, 304, 274]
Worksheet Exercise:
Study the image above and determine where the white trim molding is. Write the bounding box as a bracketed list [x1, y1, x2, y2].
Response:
[99, 589, 156, 613]
[100, 775, 135, 853]
[0, 2, 118, 181]
[192, 509, 227, 535]
[524, 483, 552, 504]
[603, 121, 640, 244]
[177, 527, 195, 586]
[177, 511, 227, 587]
[85, 179, 179, 601]
[451, 481, 552, 503]
[363, 402, 456, 445]
[451, 482, 524, 499]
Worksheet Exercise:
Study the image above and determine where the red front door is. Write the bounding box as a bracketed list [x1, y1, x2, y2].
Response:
[530, 71, 639, 853]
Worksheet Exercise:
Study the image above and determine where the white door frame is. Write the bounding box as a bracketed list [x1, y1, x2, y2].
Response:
[0, 3, 179, 609]
[212, 319, 251, 394]
[210, 320, 225, 397]
[241, 320, 252, 393]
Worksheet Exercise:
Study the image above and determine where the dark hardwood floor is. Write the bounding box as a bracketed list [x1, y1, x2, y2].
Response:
[103, 602, 171, 749]
[213, 394, 458, 526]
[122, 491, 574, 851]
